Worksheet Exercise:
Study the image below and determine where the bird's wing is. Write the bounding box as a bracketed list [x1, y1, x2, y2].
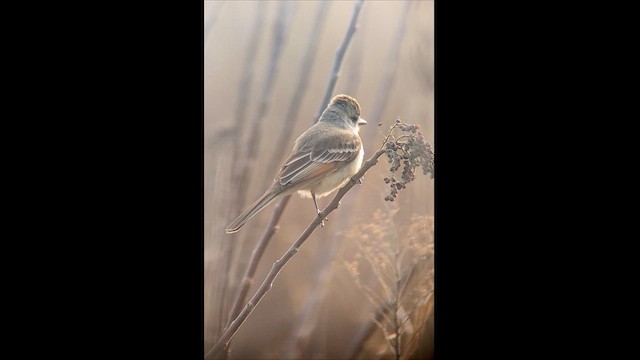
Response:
[277, 127, 362, 186]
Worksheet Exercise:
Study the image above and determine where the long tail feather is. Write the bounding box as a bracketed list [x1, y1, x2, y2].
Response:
[225, 190, 279, 234]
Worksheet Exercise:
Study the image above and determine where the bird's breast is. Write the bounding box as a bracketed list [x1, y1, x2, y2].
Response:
[298, 147, 364, 199]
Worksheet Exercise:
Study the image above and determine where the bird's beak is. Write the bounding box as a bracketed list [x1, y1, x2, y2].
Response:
[357, 117, 367, 125]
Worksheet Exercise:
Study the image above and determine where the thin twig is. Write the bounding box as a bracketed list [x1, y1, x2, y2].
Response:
[346, 1, 412, 256]
[205, 157, 232, 342]
[219, 2, 267, 325]
[234, 1, 296, 218]
[399, 291, 434, 360]
[379, 122, 401, 151]
[226, 195, 291, 324]
[207, 147, 387, 359]
[204, 1, 225, 41]
[371, 314, 395, 353]
[224, 2, 295, 327]
[353, 278, 393, 325]
[267, 1, 331, 174]
[314, 0, 365, 122]
[394, 223, 401, 360]
[353, 237, 395, 302]
[230, 1, 266, 175]
[362, 0, 411, 145]
[344, 6, 367, 95]
[348, 264, 420, 359]
[282, 229, 340, 358]
[353, 303, 394, 359]
[397, 261, 417, 300]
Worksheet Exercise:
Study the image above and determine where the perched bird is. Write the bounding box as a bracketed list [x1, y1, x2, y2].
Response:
[225, 94, 367, 234]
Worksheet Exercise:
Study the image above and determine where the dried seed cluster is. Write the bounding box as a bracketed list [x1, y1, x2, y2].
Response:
[383, 119, 435, 202]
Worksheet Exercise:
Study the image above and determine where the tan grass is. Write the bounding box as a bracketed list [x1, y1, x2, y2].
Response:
[343, 210, 434, 359]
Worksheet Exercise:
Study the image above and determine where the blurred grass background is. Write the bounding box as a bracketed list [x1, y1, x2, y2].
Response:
[205, 1, 433, 358]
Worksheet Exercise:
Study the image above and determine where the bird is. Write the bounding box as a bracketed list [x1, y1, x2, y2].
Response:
[225, 94, 367, 234]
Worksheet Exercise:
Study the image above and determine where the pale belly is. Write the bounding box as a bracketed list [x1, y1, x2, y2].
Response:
[297, 148, 364, 199]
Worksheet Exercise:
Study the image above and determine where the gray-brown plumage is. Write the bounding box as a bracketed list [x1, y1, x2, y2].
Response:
[225, 94, 367, 234]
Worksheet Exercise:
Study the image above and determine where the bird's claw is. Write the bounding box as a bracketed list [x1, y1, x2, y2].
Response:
[318, 212, 328, 227]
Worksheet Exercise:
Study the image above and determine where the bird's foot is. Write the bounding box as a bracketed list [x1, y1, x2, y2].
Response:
[317, 211, 328, 227]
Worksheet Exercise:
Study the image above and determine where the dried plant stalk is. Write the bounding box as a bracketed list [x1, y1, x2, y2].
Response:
[226, 195, 291, 323]
[362, 0, 411, 144]
[230, 1, 266, 173]
[213, 1, 267, 342]
[223, 2, 296, 328]
[348, 258, 420, 359]
[281, 226, 341, 358]
[373, 1, 410, 120]
[267, 1, 331, 174]
[233, 1, 296, 219]
[314, 0, 365, 122]
[204, 1, 225, 41]
[345, 209, 435, 359]
[344, 8, 367, 95]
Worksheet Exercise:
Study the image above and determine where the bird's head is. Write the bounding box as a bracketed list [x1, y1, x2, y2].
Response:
[324, 94, 367, 130]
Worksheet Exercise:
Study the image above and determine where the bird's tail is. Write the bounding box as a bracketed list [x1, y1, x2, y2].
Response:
[225, 190, 279, 234]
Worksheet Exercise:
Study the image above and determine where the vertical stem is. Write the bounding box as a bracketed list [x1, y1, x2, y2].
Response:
[267, 1, 331, 174]
[216, 0, 267, 341]
[347, 1, 411, 215]
[281, 226, 341, 358]
[222, 1, 298, 331]
[348, 263, 418, 359]
[344, 8, 367, 96]
[204, 1, 225, 41]
[234, 1, 296, 218]
[362, 0, 411, 144]
[230, 1, 266, 178]
[394, 231, 401, 359]
[314, 0, 365, 122]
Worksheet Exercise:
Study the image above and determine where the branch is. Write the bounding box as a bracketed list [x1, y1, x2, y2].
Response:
[215, 1, 267, 337]
[230, 1, 266, 163]
[206, 147, 387, 359]
[222, 2, 295, 326]
[314, 0, 365, 122]
[281, 218, 342, 358]
[204, 1, 225, 41]
[348, 263, 419, 359]
[267, 1, 331, 174]
[226, 195, 291, 323]
[234, 1, 296, 216]
[344, 8, 367, 95]
[369, 0, 410, 126]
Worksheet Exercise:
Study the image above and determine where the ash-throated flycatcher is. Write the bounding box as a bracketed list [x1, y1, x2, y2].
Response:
[225, 94, 366, 234]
